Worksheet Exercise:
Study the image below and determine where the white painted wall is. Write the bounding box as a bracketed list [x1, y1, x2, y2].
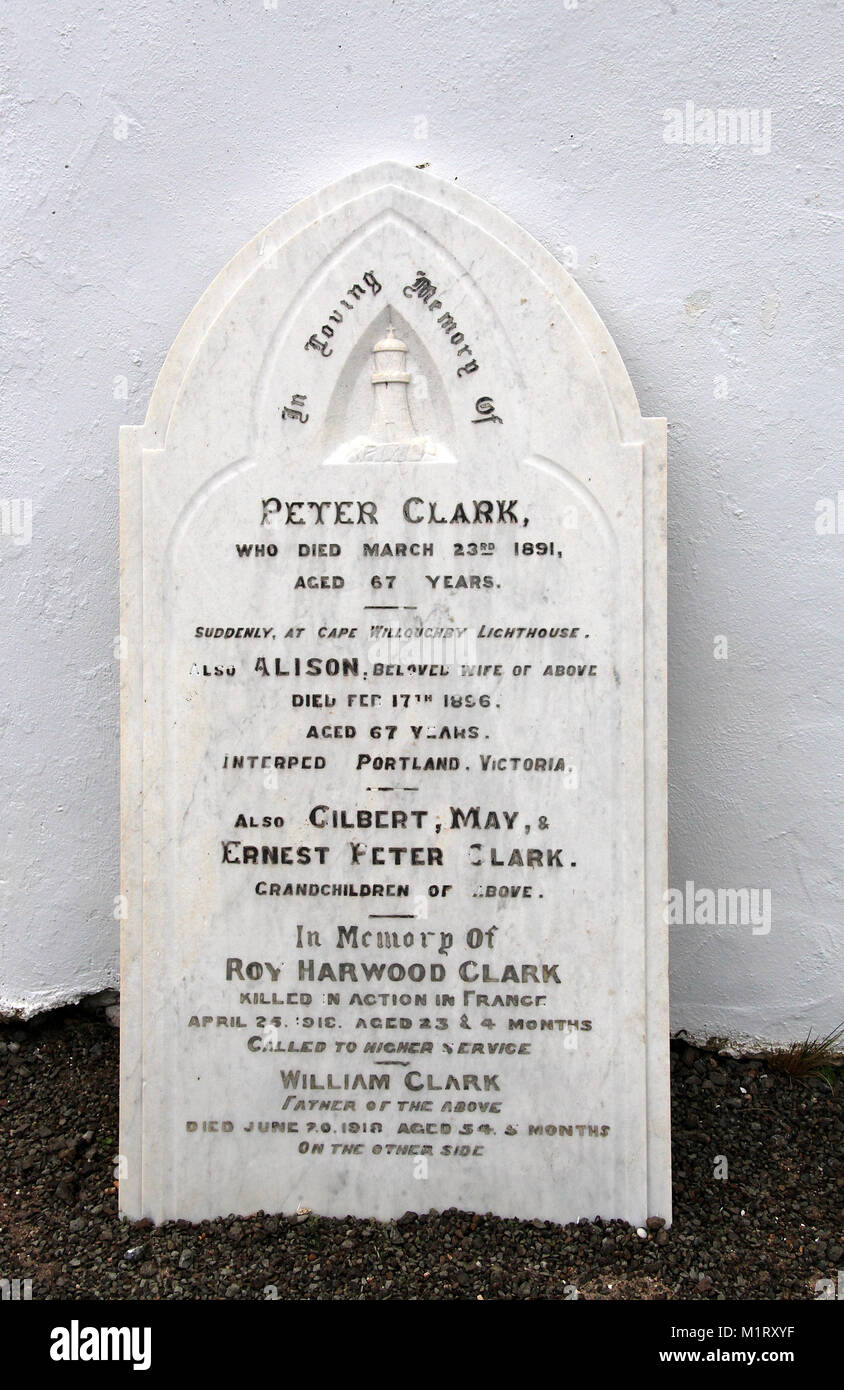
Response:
[1, 0, 840, 1046]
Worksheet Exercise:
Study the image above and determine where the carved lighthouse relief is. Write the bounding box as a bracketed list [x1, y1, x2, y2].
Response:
[332, 320, 455, 466]
[369, 324, 416, 439]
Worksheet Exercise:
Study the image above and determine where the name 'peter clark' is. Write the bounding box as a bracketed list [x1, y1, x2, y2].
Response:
[260, 497, 523, 526]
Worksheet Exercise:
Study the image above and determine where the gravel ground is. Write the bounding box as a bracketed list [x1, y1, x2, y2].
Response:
[0, 1010, 841, 1301]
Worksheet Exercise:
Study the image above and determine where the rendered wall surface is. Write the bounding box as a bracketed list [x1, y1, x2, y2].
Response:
[1, 0, 840, 1046]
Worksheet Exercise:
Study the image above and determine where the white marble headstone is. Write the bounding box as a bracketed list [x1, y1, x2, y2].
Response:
[119, 163, 669, 1226]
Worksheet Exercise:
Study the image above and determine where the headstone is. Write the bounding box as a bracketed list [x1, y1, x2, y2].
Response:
[120, 164, 669, 1226]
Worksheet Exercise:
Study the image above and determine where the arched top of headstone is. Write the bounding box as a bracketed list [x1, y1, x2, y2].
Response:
[132, 162, 656, 467]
